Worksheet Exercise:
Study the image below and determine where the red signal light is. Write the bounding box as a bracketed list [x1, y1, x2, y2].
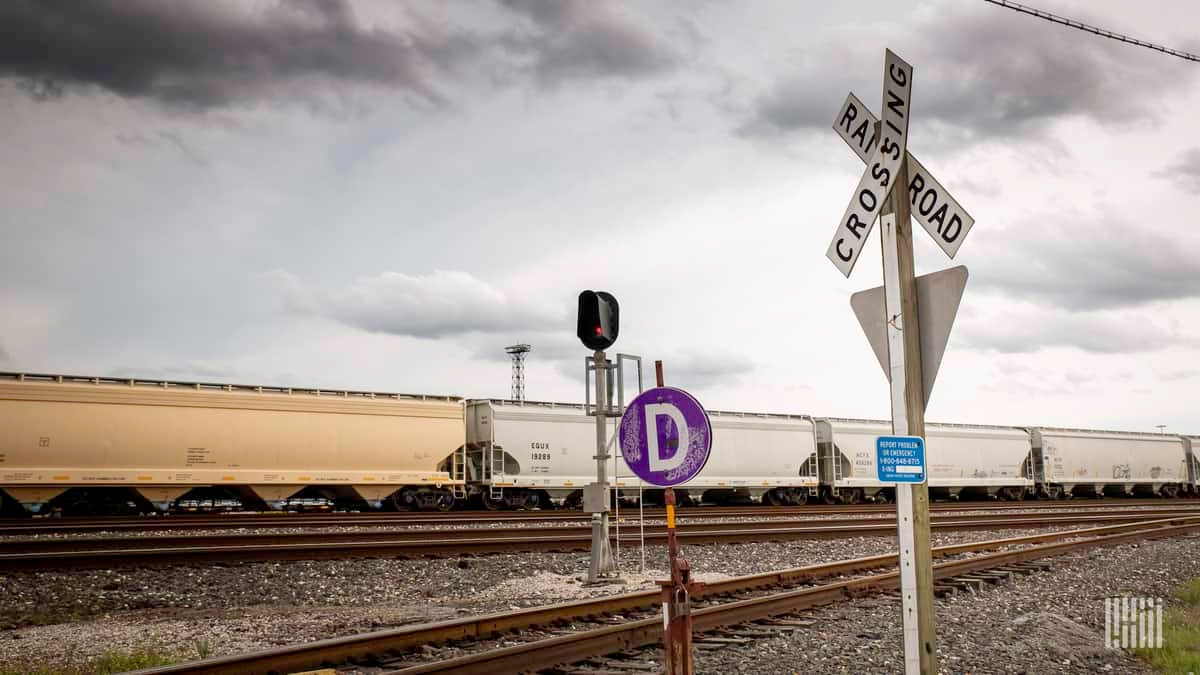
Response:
[577, 290, 618, 350]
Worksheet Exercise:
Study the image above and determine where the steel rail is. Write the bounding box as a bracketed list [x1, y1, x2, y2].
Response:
[385, 520, 1200, 674]
[5, 511, 1199, 571]
[3, 498, 1194, 534]
[129, 515, 1200, 675]
[6, 508, 1199, 554]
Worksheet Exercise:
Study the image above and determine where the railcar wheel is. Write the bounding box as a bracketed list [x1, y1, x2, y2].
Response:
[390, 490, 417, 511]
[871, 490, 892, 504]
[435, 492, 455, 512]
[761, 490, 781, 506]
[521, 491, 544, 510]
[482, 494, 506, 511]
[786, 489, 808, 506]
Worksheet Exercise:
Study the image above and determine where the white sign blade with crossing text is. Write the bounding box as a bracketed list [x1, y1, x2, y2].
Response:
[831, 92, 975, 258]
[826, 49, 913, 277]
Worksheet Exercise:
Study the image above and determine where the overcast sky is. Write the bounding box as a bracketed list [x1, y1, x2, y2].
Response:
[2, 0, 1198, 434]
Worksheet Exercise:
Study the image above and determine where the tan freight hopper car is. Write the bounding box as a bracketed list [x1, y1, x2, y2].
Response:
[0, 373, 465, 515]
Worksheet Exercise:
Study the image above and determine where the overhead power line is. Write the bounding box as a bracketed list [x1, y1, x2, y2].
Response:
[982, 0, 1200, 63]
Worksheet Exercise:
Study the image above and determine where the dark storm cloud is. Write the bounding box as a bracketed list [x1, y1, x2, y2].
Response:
[970, 219, 1200, 311]
[1154, 148, 1200, 194]
[741, 4, 1190, 140]
[498, 0, 676, 86]
[0, 0, 478, 109]
[275, 270, 565, 339]
[0, 0, 677, 111]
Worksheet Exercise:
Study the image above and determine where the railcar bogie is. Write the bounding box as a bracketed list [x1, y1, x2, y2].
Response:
[760, 487, 808, 506]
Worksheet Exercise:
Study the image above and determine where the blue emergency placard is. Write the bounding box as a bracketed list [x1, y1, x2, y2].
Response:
[876, 435, 926, 483]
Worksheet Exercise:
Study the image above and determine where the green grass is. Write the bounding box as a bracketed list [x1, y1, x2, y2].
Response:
[0, 648, 176, 675]
[90, 649, 177, 673]
[1136, 577, 1200, 673]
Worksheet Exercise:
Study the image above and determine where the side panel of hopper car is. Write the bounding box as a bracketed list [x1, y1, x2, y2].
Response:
[1035, 430, 1187, 489]
[475, 402, 609, 492]
[925, 426, 1032, 487]
[0, 381, 463, 507]
[686, 414, 818, 492]
[476, 402, 817, 498]
[820, 419, 1032, 490]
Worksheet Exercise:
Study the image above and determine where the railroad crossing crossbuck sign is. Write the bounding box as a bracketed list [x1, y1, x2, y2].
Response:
[825, 51, 975, 276]
[619, 387, 712, 487]
[826, 49, 973, 406]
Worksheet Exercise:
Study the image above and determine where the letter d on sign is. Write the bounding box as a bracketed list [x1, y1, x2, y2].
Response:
[645, 403, 689, 473]
[620, 386, 712, 487]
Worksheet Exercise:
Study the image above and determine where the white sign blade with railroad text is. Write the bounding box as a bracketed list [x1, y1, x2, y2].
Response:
[826, 49, 914, 277]
[832, 92, 975, 259]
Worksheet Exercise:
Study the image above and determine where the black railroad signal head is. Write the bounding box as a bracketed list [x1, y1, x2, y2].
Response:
[577, 290, 619, 351]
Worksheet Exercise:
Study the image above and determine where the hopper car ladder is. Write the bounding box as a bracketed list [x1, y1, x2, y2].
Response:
[487, 444, 506, 500]
[821, 438, 845, 499]
[450, 446, 467, 499]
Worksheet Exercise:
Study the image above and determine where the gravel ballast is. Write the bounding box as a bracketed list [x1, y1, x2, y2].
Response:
[697, 535, 1199, 674]
[0, 529, 1194, 672]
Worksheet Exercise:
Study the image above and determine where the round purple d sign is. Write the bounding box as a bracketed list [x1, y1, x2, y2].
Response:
[619, 386, 712, 487]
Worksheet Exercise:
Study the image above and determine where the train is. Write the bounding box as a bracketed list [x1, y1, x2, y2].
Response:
[465, 400, 1197, 507]
[0, 372, 1196, 515]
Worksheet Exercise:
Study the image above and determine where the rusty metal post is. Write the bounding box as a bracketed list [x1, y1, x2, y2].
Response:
[655, 360, 696, 675]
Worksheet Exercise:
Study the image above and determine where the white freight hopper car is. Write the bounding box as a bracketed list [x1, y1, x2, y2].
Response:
[813, 418, 1034, 503]
[1030, 428, 1191, 498]
[463, 400, 818, 508]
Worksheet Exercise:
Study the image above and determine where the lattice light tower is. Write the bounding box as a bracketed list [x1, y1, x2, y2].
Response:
[505, 344, 531, 402]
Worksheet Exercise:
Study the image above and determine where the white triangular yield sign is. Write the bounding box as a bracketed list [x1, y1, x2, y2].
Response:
[850, 265, 968, 407]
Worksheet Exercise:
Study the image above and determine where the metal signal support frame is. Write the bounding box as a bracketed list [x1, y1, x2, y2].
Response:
[581, 353, 643, 583]
[586, 350, 616, 582]
[584, 354, 643, 417]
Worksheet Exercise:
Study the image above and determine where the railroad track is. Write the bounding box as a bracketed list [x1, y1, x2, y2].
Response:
[2, 497, 1196, 535]
[130, 515, 1200, 675]
[5, 508, 1200, 571]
